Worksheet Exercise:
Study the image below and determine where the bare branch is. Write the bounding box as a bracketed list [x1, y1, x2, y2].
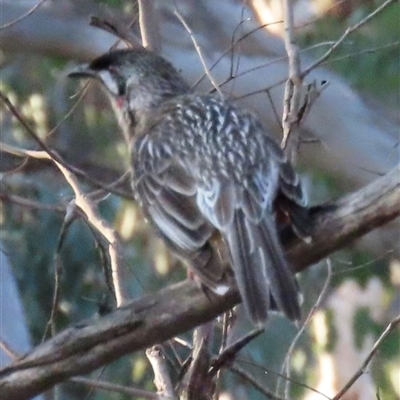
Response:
[229, 364, 285, 400]
[89, 16, 141, 49]
[0, 90, 134, 199]
[0, 192, 64, 212]
[71, 376, 160, 399]
[301, 0, 397, 78]
[286, 164, 400, 270]
[138, 0, 161, 52]
[0, 165, 398, 399]
[146, 346, 175, 398]
[209, 329, 263, 377]
[174, 9, 223, 96]
[0, 0, 48, 30]
[278, 259, 332, 397]
[332, 314, 400, 400]
[281, 0, 303, 154]
[53, 160, 129, 306]
[192, 20, 284, 90]
[0, 339, 19, 361]
[0, 90, 129, 306]
[0, 91, 61, 163]
[42, 254, 63, 339]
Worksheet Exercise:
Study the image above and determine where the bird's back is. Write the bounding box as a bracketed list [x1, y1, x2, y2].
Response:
[132, 94, 305, 325]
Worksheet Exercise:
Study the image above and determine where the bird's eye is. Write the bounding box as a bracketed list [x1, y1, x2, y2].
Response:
[118, 83, 126, 97]
[106, 66, 126, 96]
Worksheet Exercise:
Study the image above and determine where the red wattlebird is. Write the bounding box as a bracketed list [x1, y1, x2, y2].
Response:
[69, 48, 309, 326]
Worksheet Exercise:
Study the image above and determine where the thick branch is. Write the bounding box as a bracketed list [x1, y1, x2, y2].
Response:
[0, 165, 399, 399]
[287, 164, 400, 270]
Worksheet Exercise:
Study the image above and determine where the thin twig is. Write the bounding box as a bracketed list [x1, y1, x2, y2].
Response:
[174, 9, 223, 96]
[42, 254, 63, 340]
[163, 341, 183, 373]
[0, 90, 128, 199]
[0, 91, 61, 161]
[0, 192, 64, 212]
[230, 364, 287, 400]
[265, 89, 283, 133]
[237, 358, 331, 399]
[292, 0, 351, 30]
[0, 338, 19, 360]
[71, 376, 160, 399]
[332, 314, 400, 400]
[43, 202, 85, 341]
[332, 248, 397, 275]
[222, 39, 335, 97]
[0, 90, 134, 200]
[226, 8, 250, 97]
[301, 0, 396, 78]
[229, 16, 251, 82]
[0, 143, 49, 160]
[53, 160, 129, 307]
[278, 259, 332, 398]
[0, 0, 48, 30]
[207, 40, 336, 96]
[281, 0, 303, 154]
[0, 91, 129, 306]
[234, 36, 396, 101]
[324, 41, 400, 65]
[192, 20, 283, 89]
[173, 337, 193, 349]
[47, 79, 89, 138]
[209, 328, 264, 377]
[214, 312, 231, 400]
[1, 140, 133, 200]
[138, 0, 161, 52]
[89, 16, 140, 49]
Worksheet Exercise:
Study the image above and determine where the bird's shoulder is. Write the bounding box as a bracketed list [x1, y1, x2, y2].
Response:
[132, 93, 307, 224]
[132, 95, 305, 205]
[136, 94, 285, 165]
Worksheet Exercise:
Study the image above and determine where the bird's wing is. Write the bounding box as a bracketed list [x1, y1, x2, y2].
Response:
[196, 158, 301, 324]
[133, 136, 227, 289]
[134, 101, 302, 324]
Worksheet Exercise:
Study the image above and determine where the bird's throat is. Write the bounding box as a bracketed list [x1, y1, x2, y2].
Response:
[115, 96, 125, 109]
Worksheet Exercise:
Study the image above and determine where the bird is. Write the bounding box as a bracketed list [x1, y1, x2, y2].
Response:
[68, 48, 309, 326]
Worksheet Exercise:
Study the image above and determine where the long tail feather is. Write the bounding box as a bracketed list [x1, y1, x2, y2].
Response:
[226, 210, 300, 325]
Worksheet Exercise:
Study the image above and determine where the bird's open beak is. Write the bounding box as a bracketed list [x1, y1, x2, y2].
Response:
[67, 64, 97, 80]
[68, 63, 120, 97]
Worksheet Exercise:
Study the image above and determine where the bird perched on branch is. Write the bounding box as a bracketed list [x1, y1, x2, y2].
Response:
[69, 48, 309, 326]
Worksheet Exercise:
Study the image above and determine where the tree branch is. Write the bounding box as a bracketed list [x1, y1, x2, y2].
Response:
[281, 0, 303, 153]
[138, 0, 161, 52]
[0, 165, 399, 399]
[286, 164, 400, 270]
[301, 0, 397, 78]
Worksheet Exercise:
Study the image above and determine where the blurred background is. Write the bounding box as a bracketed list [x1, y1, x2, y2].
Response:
[0, 0, 399, 399]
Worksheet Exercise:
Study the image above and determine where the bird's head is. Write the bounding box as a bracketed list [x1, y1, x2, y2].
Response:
[68, 48, 190, 139]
